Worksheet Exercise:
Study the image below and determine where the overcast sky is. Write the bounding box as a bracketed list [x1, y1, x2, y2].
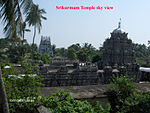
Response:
[0, 0, 150, 49]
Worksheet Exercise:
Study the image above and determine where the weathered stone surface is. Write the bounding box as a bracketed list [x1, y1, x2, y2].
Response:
[39, 84, 109, 99]
[39, 83, 150, 106]
[37, 105, 51, 113]
[40, 83, 150, 98]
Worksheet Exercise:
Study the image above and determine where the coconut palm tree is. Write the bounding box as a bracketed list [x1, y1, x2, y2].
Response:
[25, 4, 47, 47]
[22, 21, 31, 44]
[0, 1, 34, 112]
[0, 0, 33, 42]
[25, 4, 46, 58]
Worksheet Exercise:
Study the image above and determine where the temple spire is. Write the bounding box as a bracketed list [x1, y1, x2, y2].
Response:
[118, 18, 121, 28]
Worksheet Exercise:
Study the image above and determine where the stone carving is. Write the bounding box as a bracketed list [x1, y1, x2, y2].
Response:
[37, 105, 51, 113]
[40, 62, 140, 87]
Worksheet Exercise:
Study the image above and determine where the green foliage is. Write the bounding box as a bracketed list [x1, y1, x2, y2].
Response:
[0, 38, 37, 63]
[0, 38, 11, 48]
[0, 48, 8, 63]
[7, 44, 33, 63]
[91, 52, 102, 63]
[1, 60, 42, 113]
[25, 4, 47, 32]
[0, 0, 34, 39]
[55, 48, 67, 57]
[76, 48, 90, 62]
[93, 102, 111, 113]
[120, 92, 150, 113]
[42, 90, 110, 113]
[132, 42, 150, 65]
[136, 58, 147, 66]
[68, 43, 81, 51]
[33, 52, 51, 64]
[133, 43, 150, 59]
[110, 76, 136, 98]
[41, 54, 51, 64]
[108, 75, 150, 113]
[67, 48, 77, 60]
[33, 51, 41, 60]
[54, 43, 101, 63]
[108, 75, 136, 113]
[0, 38, 53, 64]
[26, 3, 47, 59]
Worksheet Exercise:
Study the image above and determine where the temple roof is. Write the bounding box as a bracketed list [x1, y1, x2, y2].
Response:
[112, 19, 126, 34]
[112, 27, 125, 34]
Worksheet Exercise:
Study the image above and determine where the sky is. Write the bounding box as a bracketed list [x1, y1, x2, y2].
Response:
[0, 0, 150, 49]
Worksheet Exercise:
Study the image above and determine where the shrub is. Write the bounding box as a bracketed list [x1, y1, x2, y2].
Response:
[42, 90, 111, 113]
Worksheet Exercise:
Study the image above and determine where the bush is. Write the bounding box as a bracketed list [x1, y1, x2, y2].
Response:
[107, 75, 136, 113]
[108, 75, 150, 113]
[42, 90, 111, 113]
[2, 61, 42, 113]
[121, 92, 150, 113]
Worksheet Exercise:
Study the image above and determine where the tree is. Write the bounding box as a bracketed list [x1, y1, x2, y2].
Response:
[0, 0, 33, 41]
[22, 22, 31, 45]
[32, 51, 41, 61]
[148, 40, 150, 46]
[2, 60, 42, 113]
[83, 43, 96, 51]
[42, 90, 111, 113]
[41, 54, 51, 64]
[25, 4, 47, 49]
[91, 51, 102, 63]
[107, 75, 136, 113]
[0, 38, 40, 63]
[68, 43, 81, 51]
[0, 48, 8, 63]
[76, 48, 89, 62]
[0, 38, 11, 48]
[51, 44, 56, 55]
[7, 45, 26, 63]
[55, 48, 67, 57]
[107, 75, 150, 113]
[67, 48, 77, 60]
[133, 43, 149, 58]
[83, 43, 96, 55]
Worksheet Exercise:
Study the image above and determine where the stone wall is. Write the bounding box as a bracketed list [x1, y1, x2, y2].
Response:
[40, 63, 140, 87]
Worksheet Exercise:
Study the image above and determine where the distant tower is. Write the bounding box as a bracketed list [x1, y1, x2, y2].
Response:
[39, 36, 53, 57]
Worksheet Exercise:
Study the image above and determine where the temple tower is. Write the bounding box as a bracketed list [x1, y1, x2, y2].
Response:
[102, 20, 135, 67]
[39, 36, 53, 57]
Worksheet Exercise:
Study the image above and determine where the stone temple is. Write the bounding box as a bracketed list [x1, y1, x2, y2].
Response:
[39, 36, 53, 57]
[34, 21, 140, 87]
[101, 20, 135, 67]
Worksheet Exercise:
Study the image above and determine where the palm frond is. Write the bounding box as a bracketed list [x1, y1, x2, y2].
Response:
[41, 16, 47, 20]
[20, 0, 33, 14]
[26, 3, 47, 33]
[25, 29, 31, 32]
[0, 0, 33, 41]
